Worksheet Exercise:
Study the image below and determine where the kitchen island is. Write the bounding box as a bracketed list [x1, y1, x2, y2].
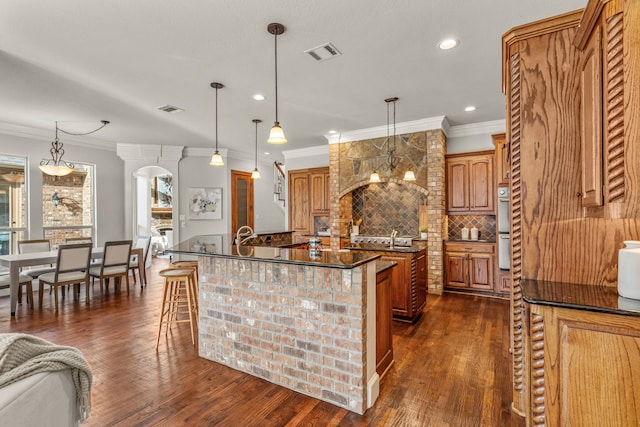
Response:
[168, 235, 382, 414]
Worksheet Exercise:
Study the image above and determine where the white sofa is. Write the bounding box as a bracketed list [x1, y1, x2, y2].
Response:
[0, 369, 78, 426]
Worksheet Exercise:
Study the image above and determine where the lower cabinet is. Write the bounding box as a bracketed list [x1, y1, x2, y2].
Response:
[444, 241, 497, 294]
[526, 303, 640, 425]
[375, 266, 394, 376]
[379, 248, 427, 322]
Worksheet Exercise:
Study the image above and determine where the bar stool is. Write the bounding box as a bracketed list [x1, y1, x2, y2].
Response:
[171, 260, 199, 314]
[156, 267, 198, 349]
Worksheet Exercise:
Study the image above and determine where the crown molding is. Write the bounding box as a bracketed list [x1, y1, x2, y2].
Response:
[447, 119, 506, 138]
[0, 121, 117, 151]
[116, 143, 184, 162]
[283, 144, 330, 160]
[324, 116, 448, 144]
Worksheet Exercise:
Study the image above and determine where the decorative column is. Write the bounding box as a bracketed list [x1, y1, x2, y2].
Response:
[426, 129, 446, 294]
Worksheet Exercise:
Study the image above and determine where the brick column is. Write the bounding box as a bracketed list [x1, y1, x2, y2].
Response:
[426, 129, 446, 294]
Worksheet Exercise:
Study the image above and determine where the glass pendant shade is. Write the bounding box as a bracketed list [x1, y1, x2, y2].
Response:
[251, 168, 261, 179]
[268, 123, 287, 144]
[403, 170, 416, 181]
[369, 172, 381, 183]
[209, 151, 224, 166]
[39, 163, 74, 176]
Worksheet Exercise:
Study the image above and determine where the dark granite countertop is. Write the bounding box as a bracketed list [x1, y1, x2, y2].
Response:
[346, 243, 427, 253]
[376, 260, 397, 274]
[253, 230, 293, 235]
[445, 239, 496, 243]
[522, 279, 640, 318]
[166, 234, 379, 269]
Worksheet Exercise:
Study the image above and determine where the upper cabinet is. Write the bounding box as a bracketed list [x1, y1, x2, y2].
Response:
[446, 150, 495, 214]
[288, 167, 330, 240]
[492, 133, 509, 186]
[573, 0, 640, 218]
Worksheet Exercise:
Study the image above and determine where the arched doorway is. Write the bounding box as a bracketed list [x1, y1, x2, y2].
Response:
[134, 166, 173, 256]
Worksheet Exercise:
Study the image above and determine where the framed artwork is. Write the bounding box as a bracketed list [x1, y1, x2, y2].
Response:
[188, 187, 222, 220]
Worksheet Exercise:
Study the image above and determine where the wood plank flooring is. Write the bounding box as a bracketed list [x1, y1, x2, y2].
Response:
[0, 257, 524, 427]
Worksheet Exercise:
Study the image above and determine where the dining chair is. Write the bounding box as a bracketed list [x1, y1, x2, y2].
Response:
[17, 239, 56, 278]
[129, 236, 151, 287]
[0, 273, 34, 308]
[90, 240, 132, 294]
[38, 243, 92, 310]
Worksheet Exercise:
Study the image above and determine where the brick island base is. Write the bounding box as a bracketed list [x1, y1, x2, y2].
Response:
[198, 255, 378, 414]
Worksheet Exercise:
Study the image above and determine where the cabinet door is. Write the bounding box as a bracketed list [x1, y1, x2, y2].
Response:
[375, 268, 393, 376]
[498, 272, 512, 294]
[381, 254, 409, 316]
[310, 172, 327, 213]
[447, 160, 469, 212]
[289, 172, 310, 233]
[493, 133, 510, 185]
[324, 172, 331, 213]
[415, 251, 427, 312]
[445, 252, 467, 288]
[468, 253, 494, 290]
[580, 25, 603, 207]
[469, 156, 494, 213]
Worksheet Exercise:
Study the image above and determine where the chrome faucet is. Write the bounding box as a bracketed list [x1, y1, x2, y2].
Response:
[390, 230, 398, 248]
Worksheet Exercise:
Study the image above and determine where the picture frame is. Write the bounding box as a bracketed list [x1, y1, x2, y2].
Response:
[188, 187, 222, 220]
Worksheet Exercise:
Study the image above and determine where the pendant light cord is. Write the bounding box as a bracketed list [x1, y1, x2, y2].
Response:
[215, 86, 219, 151]
[57, 120, 109, 136]
[274, 31, 279, 122]
[255, 121, 258, 168]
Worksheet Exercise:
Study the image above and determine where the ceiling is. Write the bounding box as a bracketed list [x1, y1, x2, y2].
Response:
[0, 0, 585, 160]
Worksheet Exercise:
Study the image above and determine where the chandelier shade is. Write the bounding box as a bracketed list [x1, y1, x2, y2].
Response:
[267, 23, 287, 144]
[209, 82, 225, 166]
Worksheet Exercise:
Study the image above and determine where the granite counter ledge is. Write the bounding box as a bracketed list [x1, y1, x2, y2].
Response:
[166, 234, 382, 414]
[522, 279, 640, 318]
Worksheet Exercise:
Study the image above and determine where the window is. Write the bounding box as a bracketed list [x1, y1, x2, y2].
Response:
[42, 162, 95, 246]
[0, 155, 27, 255]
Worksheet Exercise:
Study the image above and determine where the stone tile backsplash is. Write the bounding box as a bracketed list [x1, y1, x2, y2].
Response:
[448, 215, 496, 241]
[351, 182, 422, 236]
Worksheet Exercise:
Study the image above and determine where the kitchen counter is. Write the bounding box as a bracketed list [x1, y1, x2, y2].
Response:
[445, 239, 496, 243]
[522, 279, 640, 318]
[376, 260, 397, 274]
[168, 234, 379, 269]
[167, 234, 381, 413]
[346, 243, 427, 253]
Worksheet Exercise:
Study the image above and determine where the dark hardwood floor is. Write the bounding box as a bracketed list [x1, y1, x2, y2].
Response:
[0, 257, 524, 427]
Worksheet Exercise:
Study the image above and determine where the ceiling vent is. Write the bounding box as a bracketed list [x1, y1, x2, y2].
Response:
[157, 104, 184, 114]
[304, 43, 342, 62]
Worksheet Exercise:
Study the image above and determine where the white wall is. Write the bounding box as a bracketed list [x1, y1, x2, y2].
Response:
[0, 132, 125, 245]
[176, 154, 285, 238]
[446, 120, 506, 154]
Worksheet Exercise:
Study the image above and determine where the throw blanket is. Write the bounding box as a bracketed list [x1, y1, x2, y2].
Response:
[0, 333, 92, 423]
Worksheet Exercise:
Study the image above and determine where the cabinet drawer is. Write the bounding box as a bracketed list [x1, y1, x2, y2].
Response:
[445, 242, 495, 254]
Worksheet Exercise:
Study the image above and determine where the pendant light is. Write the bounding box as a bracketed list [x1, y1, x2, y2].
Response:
[267, 23, 287, 144]
[251, 119, 262, 179]
[40, 120, 109, 176]
[209, 82, 225, 166]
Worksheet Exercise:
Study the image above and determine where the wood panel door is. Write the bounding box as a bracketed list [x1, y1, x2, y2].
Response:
[288, 171, 310, 234]
[447, 160, 469, 212]
[375, 267, 394, 376]
[231, 170, 254, 235]
[445, 252, 467, 288]
[469, 157, 494, 213]
[310, 172, 327, 213]
[580, 24, 603, 208]
[468, 253, 494, 291]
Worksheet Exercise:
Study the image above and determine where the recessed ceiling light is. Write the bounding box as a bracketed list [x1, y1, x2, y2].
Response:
[328, 130, 337, 134]
[264, 152, 270, 155]
[438, 39, 459, 50]
[253, 94, 265, 101]
[464, 105, 476, 112]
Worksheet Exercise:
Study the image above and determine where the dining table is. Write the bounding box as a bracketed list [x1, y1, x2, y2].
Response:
[0, 246, 123, 316]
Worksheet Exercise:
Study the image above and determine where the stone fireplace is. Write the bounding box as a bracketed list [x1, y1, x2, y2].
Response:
[327, 125, 447, 294]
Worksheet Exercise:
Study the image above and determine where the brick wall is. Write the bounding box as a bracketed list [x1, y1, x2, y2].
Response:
[199, 256, 373, 414]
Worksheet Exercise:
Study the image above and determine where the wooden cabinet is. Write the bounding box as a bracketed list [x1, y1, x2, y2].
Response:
[573, 0, 640, 218]
[446, 151, 495, 214]
[492, 133, 509, 185]
[375, 266, 394, 376]
[288, 167, 329, 241]
[526, 302, 640, 426]
[444, 242, 496, 293]
[497, 270, 511, 294]
[354, 248, 427, 323]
